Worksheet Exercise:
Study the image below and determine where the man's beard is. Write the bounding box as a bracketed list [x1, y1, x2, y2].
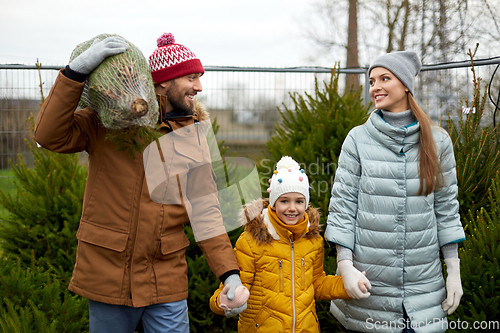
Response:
[166, 83, 194, 115]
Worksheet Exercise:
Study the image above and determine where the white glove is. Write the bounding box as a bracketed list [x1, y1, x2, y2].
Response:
[222, 274, 247, 317]
[337, 260, 371, 299]
[69, 36, 129, 75]
[442, 258, 463, 315]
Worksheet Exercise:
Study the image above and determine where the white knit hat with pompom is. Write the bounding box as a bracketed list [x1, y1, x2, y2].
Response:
[268, 156, 309, 208]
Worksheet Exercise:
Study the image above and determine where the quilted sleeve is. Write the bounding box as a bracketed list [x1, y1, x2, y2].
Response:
[325, 133, 361, 251]
[234, 232, 256, 289]
[434, 132, 466, 246]
[313, 240, 349, 300]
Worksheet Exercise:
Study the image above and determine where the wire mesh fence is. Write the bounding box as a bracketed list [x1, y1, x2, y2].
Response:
[1, 58, 499, 218]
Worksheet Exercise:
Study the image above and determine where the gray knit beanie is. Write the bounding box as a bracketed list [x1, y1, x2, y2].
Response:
[368, 51, 422, 96]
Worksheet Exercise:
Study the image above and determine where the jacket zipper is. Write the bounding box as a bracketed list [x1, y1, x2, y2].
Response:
[195, 122, 201, 145]
[291, 241, 296, 333]
[301, 258, 305, 289]
[279, 260, 284, 292]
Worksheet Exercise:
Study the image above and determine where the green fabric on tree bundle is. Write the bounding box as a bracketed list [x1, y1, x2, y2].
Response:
[69, 33, 159, 130]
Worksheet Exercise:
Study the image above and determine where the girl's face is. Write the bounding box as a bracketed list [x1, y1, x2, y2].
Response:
[369, 67, 410, 113]
[274, 192, 306, 225]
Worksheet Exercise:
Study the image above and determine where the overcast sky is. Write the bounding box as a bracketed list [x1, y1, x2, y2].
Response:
[0, 0, 326, 68]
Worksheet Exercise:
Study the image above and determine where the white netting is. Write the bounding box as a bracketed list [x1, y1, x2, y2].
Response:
[69, 34, 159, 130]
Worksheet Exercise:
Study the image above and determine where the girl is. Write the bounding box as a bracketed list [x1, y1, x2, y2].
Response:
[325, 51, 466, 333]
[210, 156, 370, 332]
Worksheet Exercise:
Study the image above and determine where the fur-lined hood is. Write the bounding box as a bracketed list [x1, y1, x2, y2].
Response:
[239, 198, 322, 245]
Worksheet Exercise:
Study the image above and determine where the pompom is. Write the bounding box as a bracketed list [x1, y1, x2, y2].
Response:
[157, 33, 175, 47]
[276, 156, 300, 171]
[299, 176, 303, 181]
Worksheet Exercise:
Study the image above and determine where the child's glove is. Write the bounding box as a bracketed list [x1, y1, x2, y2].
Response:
[69, 36, 129, 75]
[337, 260, 371, 299]
[442, 258, 463, 315]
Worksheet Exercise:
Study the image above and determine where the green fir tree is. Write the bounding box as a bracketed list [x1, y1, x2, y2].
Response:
[0, 256, 89, 333]
[448, 172, 500, 332]
[0, 116, 86, 281]
[444, 47, 500, 217]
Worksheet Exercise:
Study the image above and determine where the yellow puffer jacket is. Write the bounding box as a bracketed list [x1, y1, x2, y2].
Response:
[210, 199, 349, 332]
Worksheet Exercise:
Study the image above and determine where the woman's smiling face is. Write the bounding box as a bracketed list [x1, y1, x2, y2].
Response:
[369, 67, 410, 113]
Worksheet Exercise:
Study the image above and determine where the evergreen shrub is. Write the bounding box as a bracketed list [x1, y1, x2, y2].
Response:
[444, 48, 500, 217]
[0, 116, 86, 281]
[448, 173, 500, 332]
[0, 257, 88, 333]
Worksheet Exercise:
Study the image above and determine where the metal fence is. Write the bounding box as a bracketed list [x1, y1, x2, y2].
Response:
[1, 58, 499, 214]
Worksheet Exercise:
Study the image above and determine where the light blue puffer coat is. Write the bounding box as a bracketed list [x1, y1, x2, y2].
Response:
[325, 110, 466, 333]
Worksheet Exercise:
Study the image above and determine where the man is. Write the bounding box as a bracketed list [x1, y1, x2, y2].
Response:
[34, 33, 245, 333]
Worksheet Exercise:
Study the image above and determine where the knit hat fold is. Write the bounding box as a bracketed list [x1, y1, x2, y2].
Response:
[268, 156, 310, 208]
[148, 33, 204, 83]
[368, 50, 421, 96]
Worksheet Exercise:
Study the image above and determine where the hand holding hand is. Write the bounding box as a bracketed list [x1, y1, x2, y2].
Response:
[221, 274, 248, 317]
[69, 36, 129, 75]
[337, 260, 371, 299]
[219, 284, 249, 317]
[442, 258, 463, 315]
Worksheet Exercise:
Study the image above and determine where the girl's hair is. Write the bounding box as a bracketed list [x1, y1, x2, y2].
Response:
[408, 93, 441, 195]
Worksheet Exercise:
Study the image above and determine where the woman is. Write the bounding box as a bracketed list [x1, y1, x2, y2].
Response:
[325, 51, 465, 333]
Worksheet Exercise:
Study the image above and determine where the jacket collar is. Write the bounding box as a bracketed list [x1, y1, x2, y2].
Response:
[365, 109, 420, 155]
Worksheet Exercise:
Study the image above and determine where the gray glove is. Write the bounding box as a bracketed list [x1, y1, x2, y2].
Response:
[224, 303, 247, 318]
[69, 36, 129, 75]
[223, 274, 243, 301]
[222, 274, 246, 317]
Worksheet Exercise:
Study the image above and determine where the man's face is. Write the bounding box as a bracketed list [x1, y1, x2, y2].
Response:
[164, 73, 203, 113]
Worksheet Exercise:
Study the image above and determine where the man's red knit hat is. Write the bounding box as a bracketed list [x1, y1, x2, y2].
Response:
[148, 33, 204, 84]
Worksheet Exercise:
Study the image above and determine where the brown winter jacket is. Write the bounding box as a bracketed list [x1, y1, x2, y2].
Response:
[34, 70, 239, 307]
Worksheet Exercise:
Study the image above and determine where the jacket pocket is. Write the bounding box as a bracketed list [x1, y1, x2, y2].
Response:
[160, 229, 190, 255]
[173, 140, 203, 163]
[76, 220, 128, 252]
[251, 307, 284, 332]
[73, 221, 128, 297]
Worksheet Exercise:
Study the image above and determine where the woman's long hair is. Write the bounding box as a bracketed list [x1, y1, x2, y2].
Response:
[408, 93, 442, 196]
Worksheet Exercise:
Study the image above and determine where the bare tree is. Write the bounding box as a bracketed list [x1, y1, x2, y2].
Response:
[302, 0, 500, 66]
